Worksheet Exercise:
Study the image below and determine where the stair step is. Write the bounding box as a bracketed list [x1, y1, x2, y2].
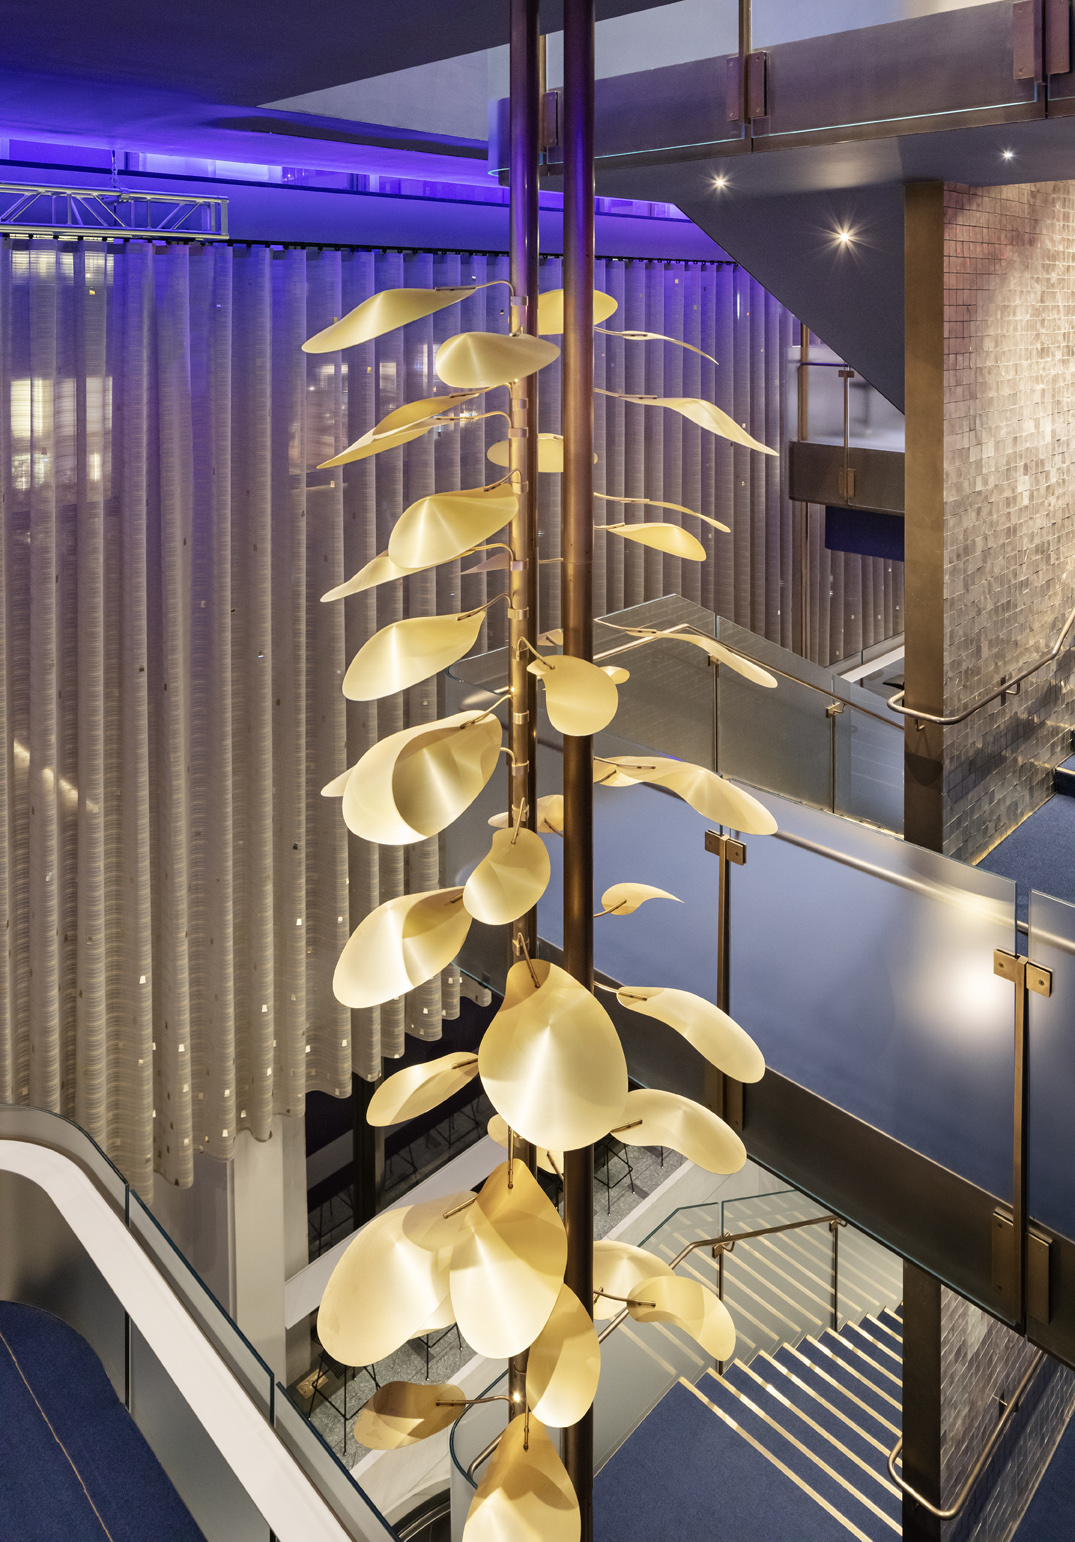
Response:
[1054, 756, 1075, 796]
[877, 1309, 903, 1339]
[773, 1344, 900, 1441]
[722, 1362, 901, 1515]
[865, 1313, 902, 1349]
[593, 1377, 876, 1542]
[832, 1319, 900, 1381]
[701, 1371, 899, 1539]
[755, 1351, 896, 1459]
[798, 1337, 902, 1421]
[821, 1329, 902, 1389]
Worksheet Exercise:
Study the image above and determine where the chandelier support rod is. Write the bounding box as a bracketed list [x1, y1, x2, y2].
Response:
[506, 0, 542, 1420]
[561, 0, 596, 1532]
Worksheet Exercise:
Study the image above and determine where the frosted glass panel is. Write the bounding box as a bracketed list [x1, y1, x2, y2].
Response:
[1028, 891, 1075, 1243]
[730, 790, 1016, 1197]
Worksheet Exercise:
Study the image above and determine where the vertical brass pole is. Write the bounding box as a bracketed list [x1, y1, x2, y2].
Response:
[1013, 966, 1028, 1327]
[507, 0, 541, 1419]
[562, 0, 595, 1532]
[797, 323, 810, 659]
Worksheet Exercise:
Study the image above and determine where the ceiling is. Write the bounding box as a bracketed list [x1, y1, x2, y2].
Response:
[0, 0, 676, 104]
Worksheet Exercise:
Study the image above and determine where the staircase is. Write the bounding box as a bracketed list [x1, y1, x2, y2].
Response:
[594, 1308, 904, 1542]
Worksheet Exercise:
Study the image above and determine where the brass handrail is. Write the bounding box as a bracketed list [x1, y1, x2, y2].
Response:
[886, 1350, 1046, 1520]
[464, 1210, 845, 1482]
[888, 601, 1075, 728]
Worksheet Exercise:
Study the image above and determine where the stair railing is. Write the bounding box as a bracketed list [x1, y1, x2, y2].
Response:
[885, 1349, 1047, 1520]
[465, 1210, 847, 1482]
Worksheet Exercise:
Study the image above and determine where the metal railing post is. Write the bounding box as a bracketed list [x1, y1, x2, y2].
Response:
[830, 1218, 840, 1330]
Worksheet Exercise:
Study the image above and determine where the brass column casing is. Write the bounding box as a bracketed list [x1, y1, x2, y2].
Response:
[903, 182, 946, 853]
[562, 0, 596, 1532]
[506, 0, 542, 1418]
[797, 321, 810, 659]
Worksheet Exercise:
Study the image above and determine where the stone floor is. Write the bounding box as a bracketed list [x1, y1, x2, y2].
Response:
[291, 1140, 684, 1466]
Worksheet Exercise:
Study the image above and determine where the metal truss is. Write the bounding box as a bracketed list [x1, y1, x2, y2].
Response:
[0, 183, 229, 240]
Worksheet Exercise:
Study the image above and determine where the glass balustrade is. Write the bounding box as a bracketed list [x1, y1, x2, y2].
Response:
[1028, 891, 1075, 1249]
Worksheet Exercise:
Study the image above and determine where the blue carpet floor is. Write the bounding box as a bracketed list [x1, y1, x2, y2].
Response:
[978, 794, 1075, 929]
[594, 1378, 864, 1542]
[1014, 1413, 1075, 1540]
[0, 1301, 204, 1542]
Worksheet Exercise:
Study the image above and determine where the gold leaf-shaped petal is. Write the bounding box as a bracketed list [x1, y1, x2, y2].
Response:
[463, 1413, 580, 1542]
[603, 522, 707, 561]
[595, 754, 778, 835]
[616, 627, 777, 688]
[415, 1297, 456, 1333]
[526, 1284, 601, 1427]
[463, 828, 551, 926]
[461, 551, 511, 575]
[343, 607, 489, 701]
[615, 1087, 746, 1174]
[450, 1161, 567, 1360]
[390, 484, 519, 569]
[528, 654, 619, 736]
[594, 492, 729, 531]
[322, 550, 422, 601]
[436, 332, 561, 390]
[343, 711, 502, 845]
[486, 1114, 562, 1176]
[602, 665, 630, 684]
[599, 882, 682, 917]
[479, 960, 628, 1152]
[317, 1193, 473, 1366]
[303, 287, 486, 352]
[488, 794, 564, 835]
[615, 987, 765, 1082]
[320, 421, 436, 470]
[333, 888, 472, 1009]
[627, 1274, 736, 1361]
[596, 327, 720, 369]
[488, 434, 598, 473]
[592, 1241, 675, 1321]
[606, 392, 777, 455]
[318, 390, 480, 469]
[353, 1381, 467, 1450]
[322, 766, 353, 797]
[537, 287, 619, 334]
[367, 1053, 481, 1127]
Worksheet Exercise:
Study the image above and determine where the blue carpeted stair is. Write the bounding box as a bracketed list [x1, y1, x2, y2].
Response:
[595, 1307, 905, 1542]
[0, 1301, 205, 1542]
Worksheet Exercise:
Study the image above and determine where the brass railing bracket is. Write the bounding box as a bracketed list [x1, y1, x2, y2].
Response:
[705, 831, 746, 865]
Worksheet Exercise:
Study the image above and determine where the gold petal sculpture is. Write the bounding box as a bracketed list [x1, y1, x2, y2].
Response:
[322, 766, 353, 797]
[463, 1412, 580, 1542]
[436, 332, 561, 390]
[343, 711, 502, 846]
[319, 391, 480, 469]
[463, 828, 552, 926]
[322, 550, 423, 601]
[537, 287, 619, 334]
[487, 1114, 563, 1176]
[614, 626, 777, 688]
[596, 327, 721, 370]
[615, 987, 765, 1082]
[389, 483, 520, 569]
[526, 1284, 601, 1427]
[302, 285, 502, 352]
[598, 882, 682, 917]
[614, 1088, 746, 1174]
[333, 888, 472, 1009]
[593, 754, 778, 835]
[353, 1381, 467, 1450]
[317, 1192, 473, 1366]
[601, 666, 630, 685]
[591, 1241, 675, 1320]
[461, 551, 512, 575]
[367, 1053, 481, 1127]
[450, 1161, 568, 1360]
[594, 492, 730, 533]
[603, 391, 777, 456]
[343, 606, 490, 701]
[627, 1274, 736, 1362]
[489, 794, 565, 835]
[603, 522, 707, 561]
[488, 433, 596, 473]
[528, 654, 619, 736]
[479, 960, 629, 1152]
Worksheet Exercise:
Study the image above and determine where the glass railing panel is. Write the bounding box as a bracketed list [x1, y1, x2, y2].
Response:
[717, 662, 834, 809]
[127, 1189, 275, 1417]
[0, 1103, 128, 1212]
[274, 1386, 400, 1542]
[831, 677, 904, 834]
[729, 788, 1017, 1198]
[753, 0, 1008, 49]
[1028, 891, 1075, 1245]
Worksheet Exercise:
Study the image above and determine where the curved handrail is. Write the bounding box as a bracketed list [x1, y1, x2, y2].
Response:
[886, 1350, 1046, 1520]
[888, 601, 1075, 728]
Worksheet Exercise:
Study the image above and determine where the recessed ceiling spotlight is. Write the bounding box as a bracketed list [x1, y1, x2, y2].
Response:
[713, 173, 728, 190]
[836, 227, 853, 245]
[1002, 148, 1015, 160]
